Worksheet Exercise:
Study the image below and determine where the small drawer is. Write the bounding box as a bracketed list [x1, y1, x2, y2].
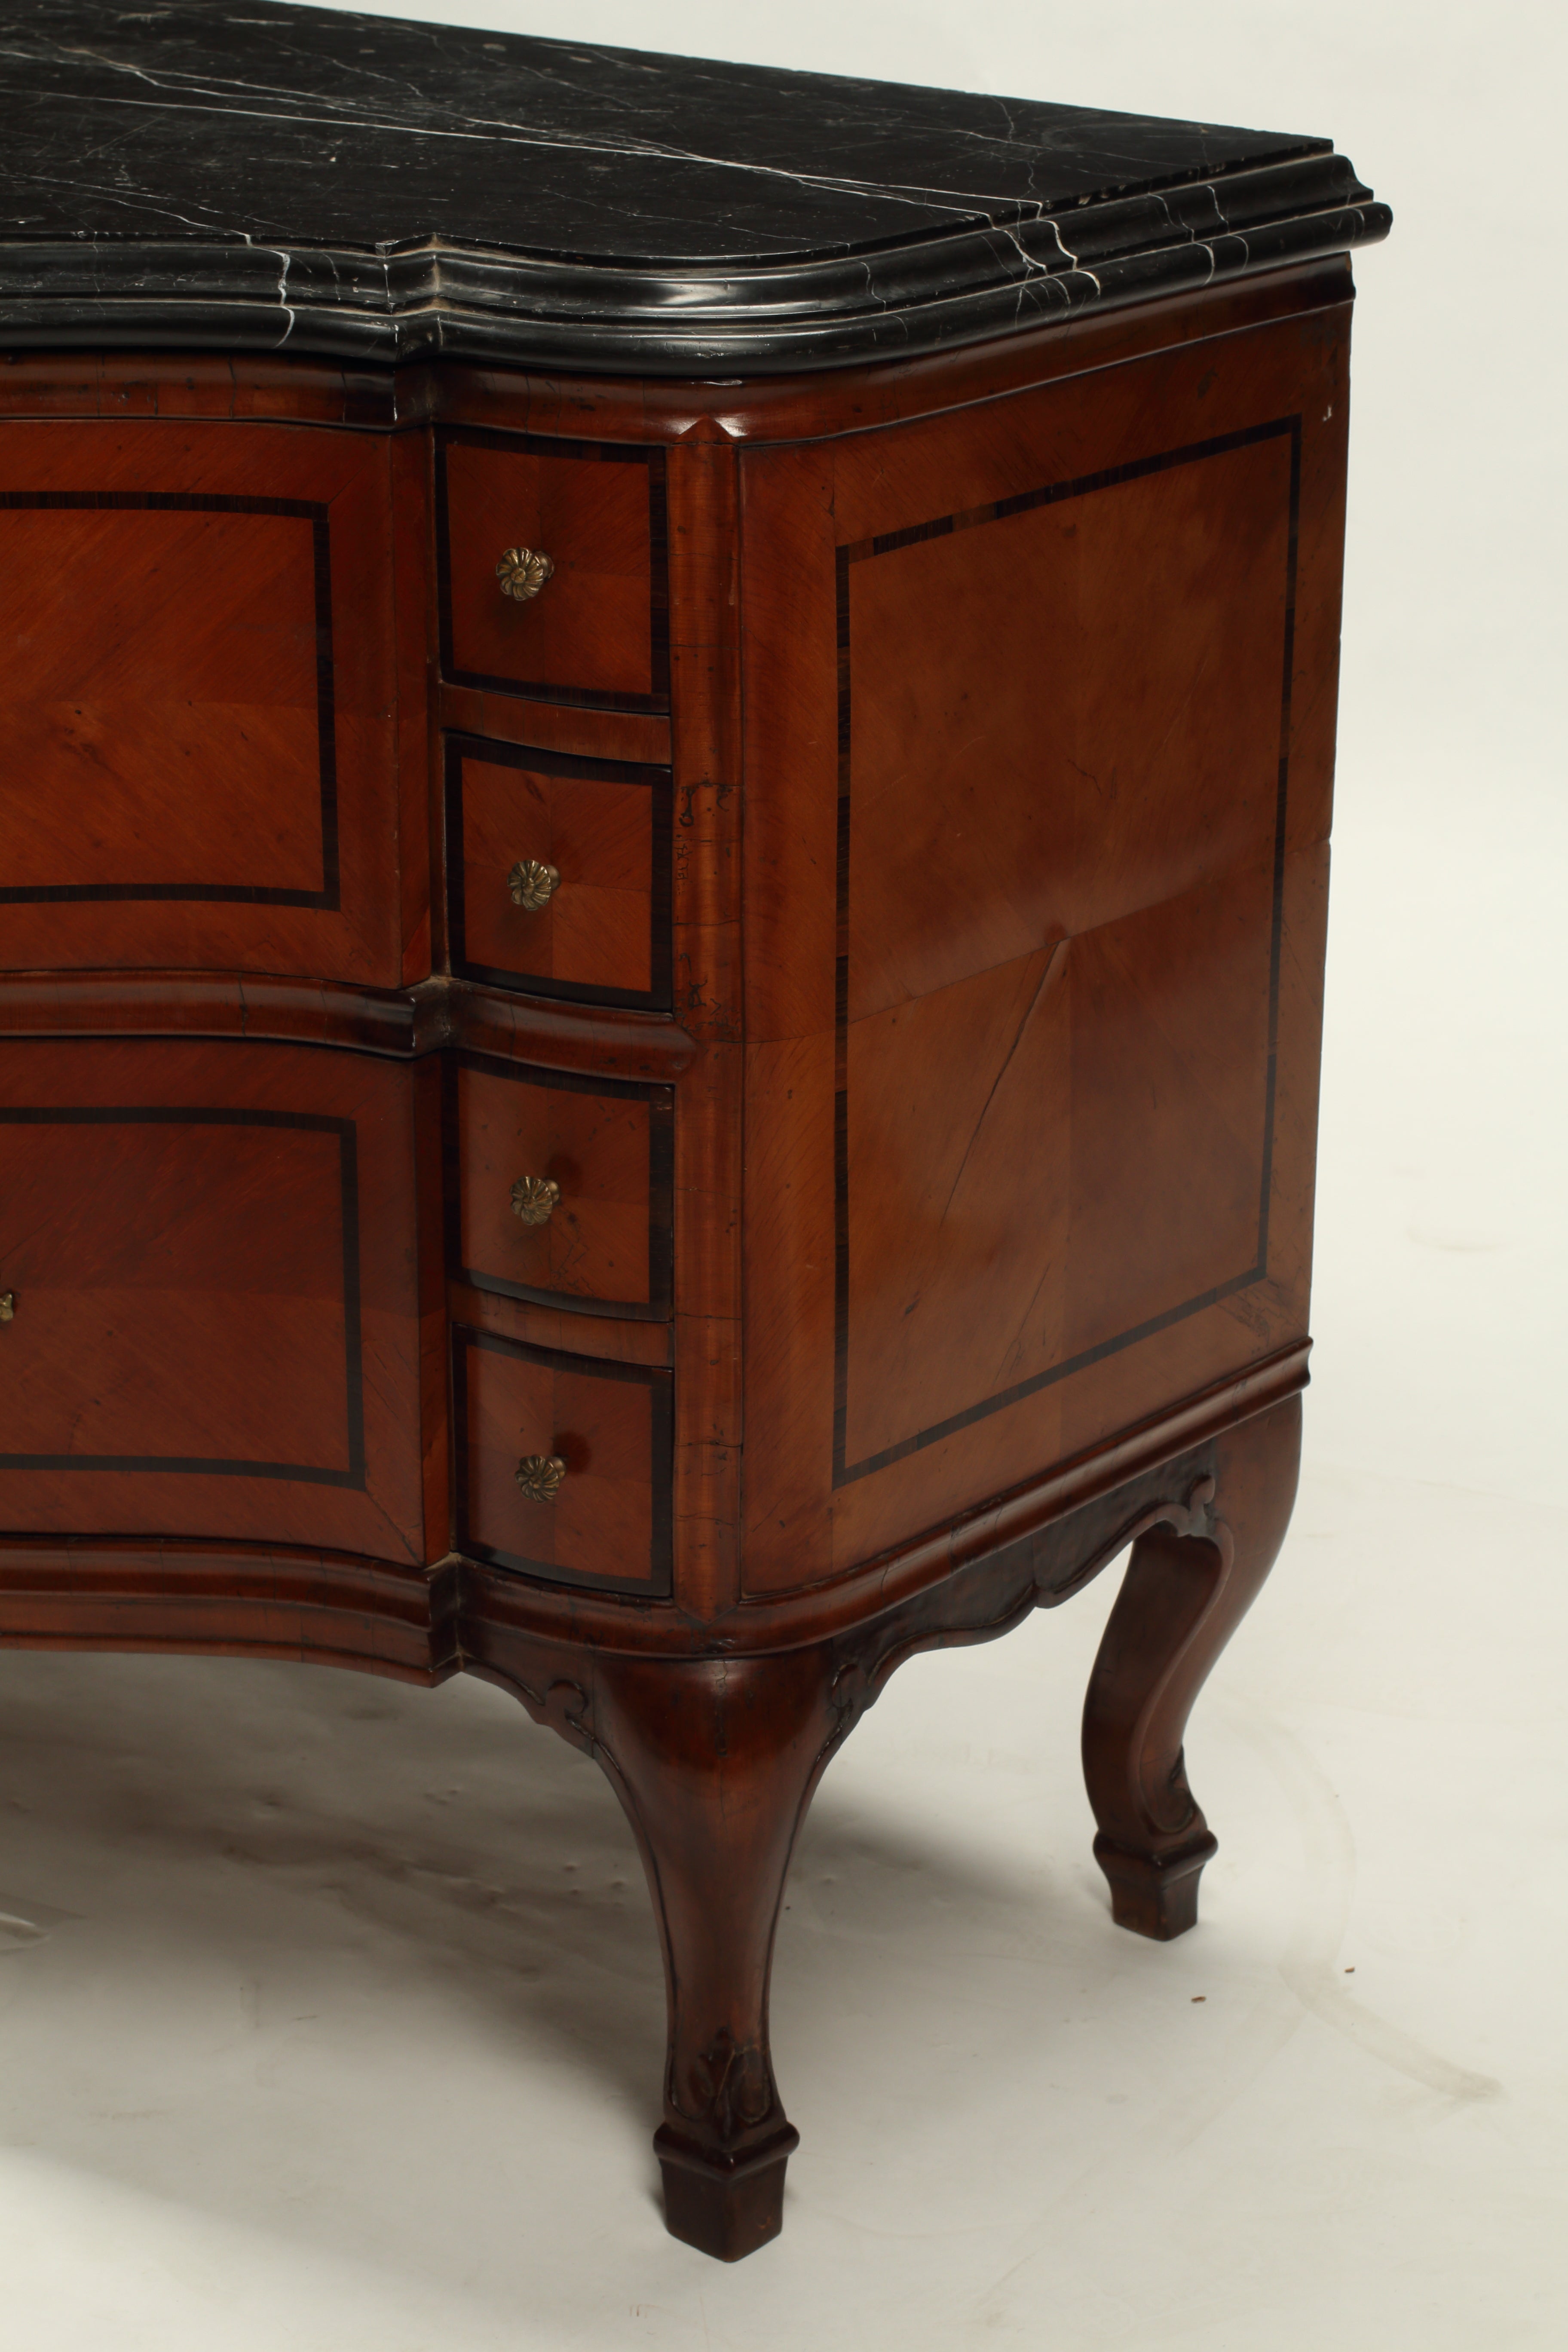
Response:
[454, 1326, 673, 1597]
[436, 429, 667, 712]
[449, 1055, 673, 1321]
[446, 734, 671, 1008]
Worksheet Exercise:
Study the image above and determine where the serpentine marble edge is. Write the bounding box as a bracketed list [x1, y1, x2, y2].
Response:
[0, 0, 1391, 370]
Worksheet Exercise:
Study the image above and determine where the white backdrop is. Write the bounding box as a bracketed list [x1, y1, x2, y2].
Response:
[1, 5, 1563, 2347]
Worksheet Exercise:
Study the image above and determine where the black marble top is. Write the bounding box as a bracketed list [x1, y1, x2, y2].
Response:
[0, 0, 1390, 374]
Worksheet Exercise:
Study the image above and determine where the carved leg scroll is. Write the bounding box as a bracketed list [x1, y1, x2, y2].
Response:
[1081, 1395, 1302, 1939]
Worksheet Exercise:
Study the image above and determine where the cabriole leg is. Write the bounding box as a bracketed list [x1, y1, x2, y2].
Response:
[1081, 1395, 1302, 1939]
[587, 1645, 841, 2260]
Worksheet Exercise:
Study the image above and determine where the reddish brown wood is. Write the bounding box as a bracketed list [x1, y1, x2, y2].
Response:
[454, 1326, 671, 1595]
[413, 1052, 451, 1565]
[444, 1343, 1306, 1657]
[439, 432, 662, 704]
[457, 1405, 1289, 2257]
[463, 1628, 841, 2258]
[447, 1280, 674, 1369]
[453, 1057, 669, 1314]
[0, 970, 698, 1084]
[0, 1535, 456, 1681]
[435, 980, 694, 1085]
[0, 1036, 426, 1562]
[439, 680, 672, 768]
[0, 419, 404, 985]
[450, 741, 664, 1003]
[0, 258, 1355, 2256]
[0, 349, 398, 426]
[1083, 1394, 1301, 1936]
[392, 422, 438, 985]
[664, 424, 746, 1620]
[741, 302, 1347, 1592]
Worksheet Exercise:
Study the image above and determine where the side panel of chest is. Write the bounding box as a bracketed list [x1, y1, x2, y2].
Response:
[740, 305, 1348, 1592]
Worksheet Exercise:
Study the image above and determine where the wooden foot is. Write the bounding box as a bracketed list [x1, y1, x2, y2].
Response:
[586, 1645, 841, 2258]
[1081, 1395, 1301, 1939]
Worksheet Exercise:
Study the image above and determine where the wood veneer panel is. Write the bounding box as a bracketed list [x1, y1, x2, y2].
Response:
[0, 420, 407, 984]
[454, 1327, 672, 1596]
[840, 438, 1289, 1475]
[392, 423, 438, 984]
[740, 302, 1350, 1592]
[447, 736, 671, 1011]
[0, 1037, 425, 1562]
[437, 431, 666, 710]
[450, 1056, 672, 1318]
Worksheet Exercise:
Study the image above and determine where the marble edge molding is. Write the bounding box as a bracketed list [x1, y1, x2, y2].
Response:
[0, 152, 1390, 374]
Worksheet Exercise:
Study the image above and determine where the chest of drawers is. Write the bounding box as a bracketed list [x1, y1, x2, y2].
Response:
[0, 0, 1387, 2260]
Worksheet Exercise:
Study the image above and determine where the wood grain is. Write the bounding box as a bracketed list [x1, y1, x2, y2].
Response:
[664, 424, 747, 1617]
[447, 737, 669, 1009]
[438, 431, 664, 706]
[0, 256, 1364, 2264]
[451, 1056, 671, 1317]
[0, 420, 405, 984]
[453, 1326, 672, 1595]
[0, 1036, 426, 1561]
[439, 679, 671, 767]
[741, 302, 1349, 1591]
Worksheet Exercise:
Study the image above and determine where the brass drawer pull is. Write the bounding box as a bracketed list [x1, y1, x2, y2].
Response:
[496, 546, 555, 602]
[511, 1174, 561, 1226]
[508, 858, 560, 912]
[0, 1291, 13, 1323]
[515, 1453, 567, 1504]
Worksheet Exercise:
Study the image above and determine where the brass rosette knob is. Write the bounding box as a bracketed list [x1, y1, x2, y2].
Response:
[515, 1454, 567, 1504]
[508, 858, 560, 912]
[496, 546, 555, 602]
[511, 1175, 561, 1226]
[0, 1292, 13, 1323]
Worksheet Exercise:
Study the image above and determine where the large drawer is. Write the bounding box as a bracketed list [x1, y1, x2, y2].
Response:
[449, 1055, 673, 1321]
[454, 1326, 673, 1597]
[446, 733, 672, 1008]
[0, 1037, 425, 1560]
[0, 420, 407, 984]
[436, 429, 668, 712]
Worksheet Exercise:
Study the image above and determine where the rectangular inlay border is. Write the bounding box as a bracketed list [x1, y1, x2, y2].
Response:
[434, 429, 670, 715]
[0, 491, 339, 910]
[831, 416, 1303, 1488]
[443, 1050, 675, 1322]
[444, 730, 674, 1012]
[0, 1105, 364, 1485]
[451, 1324, 674, 1599]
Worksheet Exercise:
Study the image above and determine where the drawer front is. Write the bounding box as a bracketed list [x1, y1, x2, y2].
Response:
[454, 1326, 673, 1597]
[447, 734, 671, 1008]
[0, 1038, 424, 1560]
[450, 1056, 673, 1320]
[0, 420, 407, 984]
[437, 430, 667, 711]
